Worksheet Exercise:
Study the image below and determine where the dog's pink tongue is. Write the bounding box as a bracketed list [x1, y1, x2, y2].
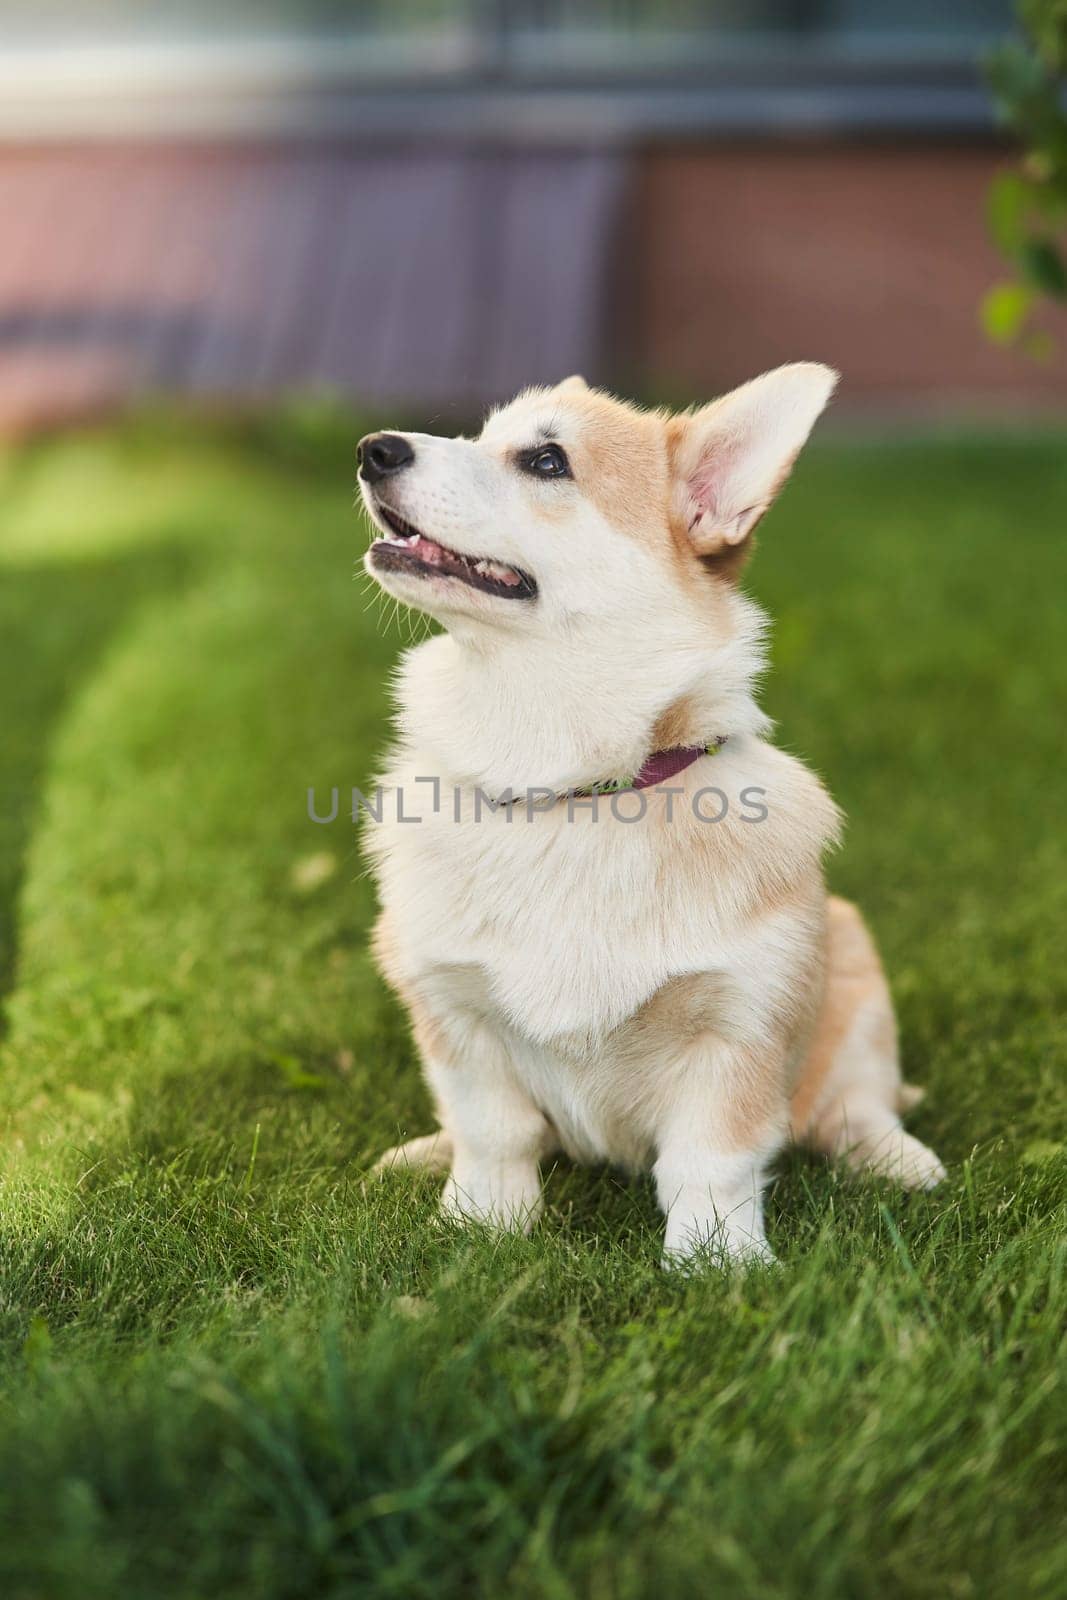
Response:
[403, 533, 521, 587]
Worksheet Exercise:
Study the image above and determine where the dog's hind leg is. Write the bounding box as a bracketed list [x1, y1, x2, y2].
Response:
[373, 1130, 453, 1174]
[792, 897, 945, 1190]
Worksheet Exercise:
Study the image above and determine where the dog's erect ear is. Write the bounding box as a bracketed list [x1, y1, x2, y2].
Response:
[556, 374, 589, 394]
[671, 363, 837, 557]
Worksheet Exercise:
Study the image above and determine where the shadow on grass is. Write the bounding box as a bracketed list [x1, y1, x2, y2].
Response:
[0, 546, 194, 1034]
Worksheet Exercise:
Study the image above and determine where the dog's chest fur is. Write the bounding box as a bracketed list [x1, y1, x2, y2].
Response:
[365, 737, 838, 1165]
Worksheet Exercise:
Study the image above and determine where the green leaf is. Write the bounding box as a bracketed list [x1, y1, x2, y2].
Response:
[985, 37, 1067, 169]
[1020, 0, 1067, 75]
[985, 40, 1049, 123]
[987, 171, 1034, 256]
[981, 281, 1033, 343]
[1019, 235, 1067, 296]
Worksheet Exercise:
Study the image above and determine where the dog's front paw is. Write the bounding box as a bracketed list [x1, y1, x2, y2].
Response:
[440, 1161, 543, 1234]
[661, 1236, 778, 1272]
[661, 1213, 778, 1272]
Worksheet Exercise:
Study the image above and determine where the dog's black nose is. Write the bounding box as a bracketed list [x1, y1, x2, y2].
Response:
[358, 432, 415, 484]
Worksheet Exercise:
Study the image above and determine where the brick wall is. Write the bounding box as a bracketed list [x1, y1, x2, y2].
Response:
[624, 144, 1067, 413]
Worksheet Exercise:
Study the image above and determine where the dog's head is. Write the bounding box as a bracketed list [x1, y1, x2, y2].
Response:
[359, 364, 836, 638]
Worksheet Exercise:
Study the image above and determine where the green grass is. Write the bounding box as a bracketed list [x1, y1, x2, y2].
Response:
[0, 407, 1064, 1600]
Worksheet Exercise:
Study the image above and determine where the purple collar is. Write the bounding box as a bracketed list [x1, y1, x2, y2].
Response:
[575, 737, 727, 796]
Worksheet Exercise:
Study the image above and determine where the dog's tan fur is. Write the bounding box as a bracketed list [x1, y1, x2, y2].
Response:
[361, 366, 944, 1265]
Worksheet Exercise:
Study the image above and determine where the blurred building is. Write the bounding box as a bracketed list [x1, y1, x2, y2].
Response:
[1, 1, 1063, 431]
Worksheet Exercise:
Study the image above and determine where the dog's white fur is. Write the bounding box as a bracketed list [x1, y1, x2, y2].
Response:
[360, 366, 944, 1266]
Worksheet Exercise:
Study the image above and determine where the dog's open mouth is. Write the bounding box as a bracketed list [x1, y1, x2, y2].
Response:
[369, 507, 537, 601]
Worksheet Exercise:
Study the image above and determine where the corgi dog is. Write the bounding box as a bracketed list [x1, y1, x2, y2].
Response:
[358, 365, 944, 1267]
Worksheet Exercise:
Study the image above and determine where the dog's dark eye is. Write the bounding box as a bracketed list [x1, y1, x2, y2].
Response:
[521, 444, 570, 480]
